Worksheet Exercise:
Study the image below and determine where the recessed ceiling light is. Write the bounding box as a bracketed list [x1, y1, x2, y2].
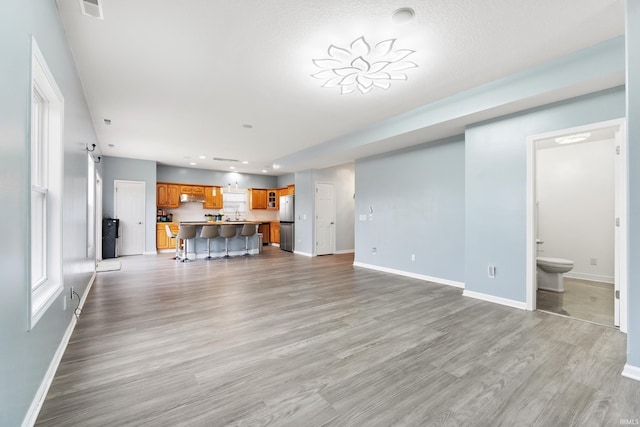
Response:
[272, 163, 281, 169]
[262, 170, 268, 173]
[229, 166, 235, 170]
[190, 162, 196, 166]
[199, 155, 206, 159]
[555, 132, 591, 144]
[242, 161, 249, 164]
[242, 124, 253, 129]
[391, 8, 415, 24]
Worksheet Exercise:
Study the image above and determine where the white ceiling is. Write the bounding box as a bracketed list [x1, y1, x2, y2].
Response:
[56, 0, 625, 175]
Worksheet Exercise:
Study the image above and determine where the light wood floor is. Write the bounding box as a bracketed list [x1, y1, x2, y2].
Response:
[537, 277, 615, 326]
[37, 247, 640, 426]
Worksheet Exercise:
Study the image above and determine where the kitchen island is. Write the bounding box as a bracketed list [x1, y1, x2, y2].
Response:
[177, 221, 262, 258]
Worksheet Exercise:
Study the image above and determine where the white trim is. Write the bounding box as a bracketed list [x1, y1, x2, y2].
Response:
[526, 119, 627, 328]
[29, 37, 65, 330]
[335, 249, 355, 254]
[271, 243, 280, 247]
[294, 250, 314, 257]
[622, 364, 640, 382]
[462, 290, 527, 310]
[22, 272, 96, 427]
[353, 262, 465, 288]
[564, 272, 614, 284]
[143, 250, 158, 255]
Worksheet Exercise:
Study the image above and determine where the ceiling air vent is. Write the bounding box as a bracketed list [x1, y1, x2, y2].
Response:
[213, 157, 240, 162]
[80, 0, 104, 19]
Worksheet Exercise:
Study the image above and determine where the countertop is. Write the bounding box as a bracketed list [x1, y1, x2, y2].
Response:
[179, 221, 262, 226]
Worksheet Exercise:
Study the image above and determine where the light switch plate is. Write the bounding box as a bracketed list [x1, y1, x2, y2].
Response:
[359, 214, 367, 221]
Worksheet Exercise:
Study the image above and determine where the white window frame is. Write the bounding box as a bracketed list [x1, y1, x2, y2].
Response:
[30, 38, 64, 329]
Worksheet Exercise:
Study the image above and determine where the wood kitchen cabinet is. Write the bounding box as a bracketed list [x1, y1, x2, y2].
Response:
[249, 188, 268, 209]
[191, 186, 204, 195]
[267, 189, 279, 210]
[286, 184, 295, 195]
[157, 183, 180, 208]
[203, 186, 222, 209]
[156, 223, 178, 249]
[270, 221, 280, 244]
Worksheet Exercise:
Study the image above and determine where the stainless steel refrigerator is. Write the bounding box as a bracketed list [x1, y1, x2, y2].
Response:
[279, 195, 294, 252]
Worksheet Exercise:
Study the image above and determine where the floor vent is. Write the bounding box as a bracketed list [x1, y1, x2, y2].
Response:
[80, 0, 104, 19]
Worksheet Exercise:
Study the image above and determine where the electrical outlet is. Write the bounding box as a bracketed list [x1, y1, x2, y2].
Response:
[411, 254, 415, 261]
[372, 247, 377, 255]
[590, 258, 597, 266]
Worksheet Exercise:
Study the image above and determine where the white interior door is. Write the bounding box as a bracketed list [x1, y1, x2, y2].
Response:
[96, 172, 103, 262]
[315, 182, 335, 255]
[115, 180, 145, 256]
[614, 125, 628, 331]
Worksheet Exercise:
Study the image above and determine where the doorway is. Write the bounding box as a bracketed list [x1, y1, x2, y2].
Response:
[95, 172, 103, 262]
[315, 182, 335, 255]
[526, 119, 627, 331]
[114, 180, 146, 256]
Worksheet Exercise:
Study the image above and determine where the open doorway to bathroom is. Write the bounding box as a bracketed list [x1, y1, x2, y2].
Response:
[526, 119, 627, 331]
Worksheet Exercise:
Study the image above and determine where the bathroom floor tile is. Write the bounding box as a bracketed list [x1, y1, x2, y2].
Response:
[537, 278, 614, 326]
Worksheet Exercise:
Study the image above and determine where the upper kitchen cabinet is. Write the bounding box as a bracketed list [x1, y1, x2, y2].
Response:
[284, 185, 295, 196]
[157, 183, 180, 208]
[179, 185, 204, 194]
[249, 188, 267, 209]
[204, 186, 223, 209]
[267, 189, 279, 210]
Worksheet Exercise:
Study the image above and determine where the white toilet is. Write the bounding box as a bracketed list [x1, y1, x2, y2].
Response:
[536, 257, 574, 292]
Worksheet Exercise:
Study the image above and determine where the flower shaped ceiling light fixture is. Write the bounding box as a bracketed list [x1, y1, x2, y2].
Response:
[311, 36, 418, 95]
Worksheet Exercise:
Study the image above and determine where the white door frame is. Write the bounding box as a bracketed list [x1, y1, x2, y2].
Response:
[95, 171, 103, 262]
[525, 118, 627, 332]
[114, 179, 146, 256]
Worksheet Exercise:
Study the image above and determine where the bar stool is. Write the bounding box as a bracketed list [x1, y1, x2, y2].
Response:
[200, 225, 219, 260]
[176, 225, 196, 262]
[165, 225, 179, 260]
[219, 224, 237, 258]
[240, 223, 256, 256]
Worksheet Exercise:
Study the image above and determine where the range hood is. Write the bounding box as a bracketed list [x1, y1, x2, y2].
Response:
[180, 193, 205, 203]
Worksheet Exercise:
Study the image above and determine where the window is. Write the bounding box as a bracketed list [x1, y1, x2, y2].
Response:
[30, 38, 64, 328]
[222, 190, 247, 214]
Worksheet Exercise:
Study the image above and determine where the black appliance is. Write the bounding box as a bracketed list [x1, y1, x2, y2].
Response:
[102, 218, 120, 259]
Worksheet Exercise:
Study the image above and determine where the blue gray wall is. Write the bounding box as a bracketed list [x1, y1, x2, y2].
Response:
[0, 1, 98, 425]
[102, 156, 158, 254]
[157, 164, 278, 189]
[626, 0, 640, 368]
[355, 137, 465, 283]
[465, 88, 625, 302]
[294, 170, 314, 254]
[277, 173, 295, 187]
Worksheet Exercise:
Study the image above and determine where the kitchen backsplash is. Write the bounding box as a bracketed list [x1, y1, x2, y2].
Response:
[163, 199, 279, 222]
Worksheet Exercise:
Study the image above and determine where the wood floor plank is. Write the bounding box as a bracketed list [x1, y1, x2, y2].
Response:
[36, 247, 640, 426]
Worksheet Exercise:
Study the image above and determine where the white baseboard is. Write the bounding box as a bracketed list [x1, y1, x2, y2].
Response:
[564, 272, 614, 284]
[22, 271, 96, 427]
[622, 364, 640, 382]
[352, 262, 465, 289]
[335, 249, 355, 254]
[144, 250, 158, 255]
[271, 243, 280, 247]
[462, 289, 527, 310]
[294, 251, 314, 257]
